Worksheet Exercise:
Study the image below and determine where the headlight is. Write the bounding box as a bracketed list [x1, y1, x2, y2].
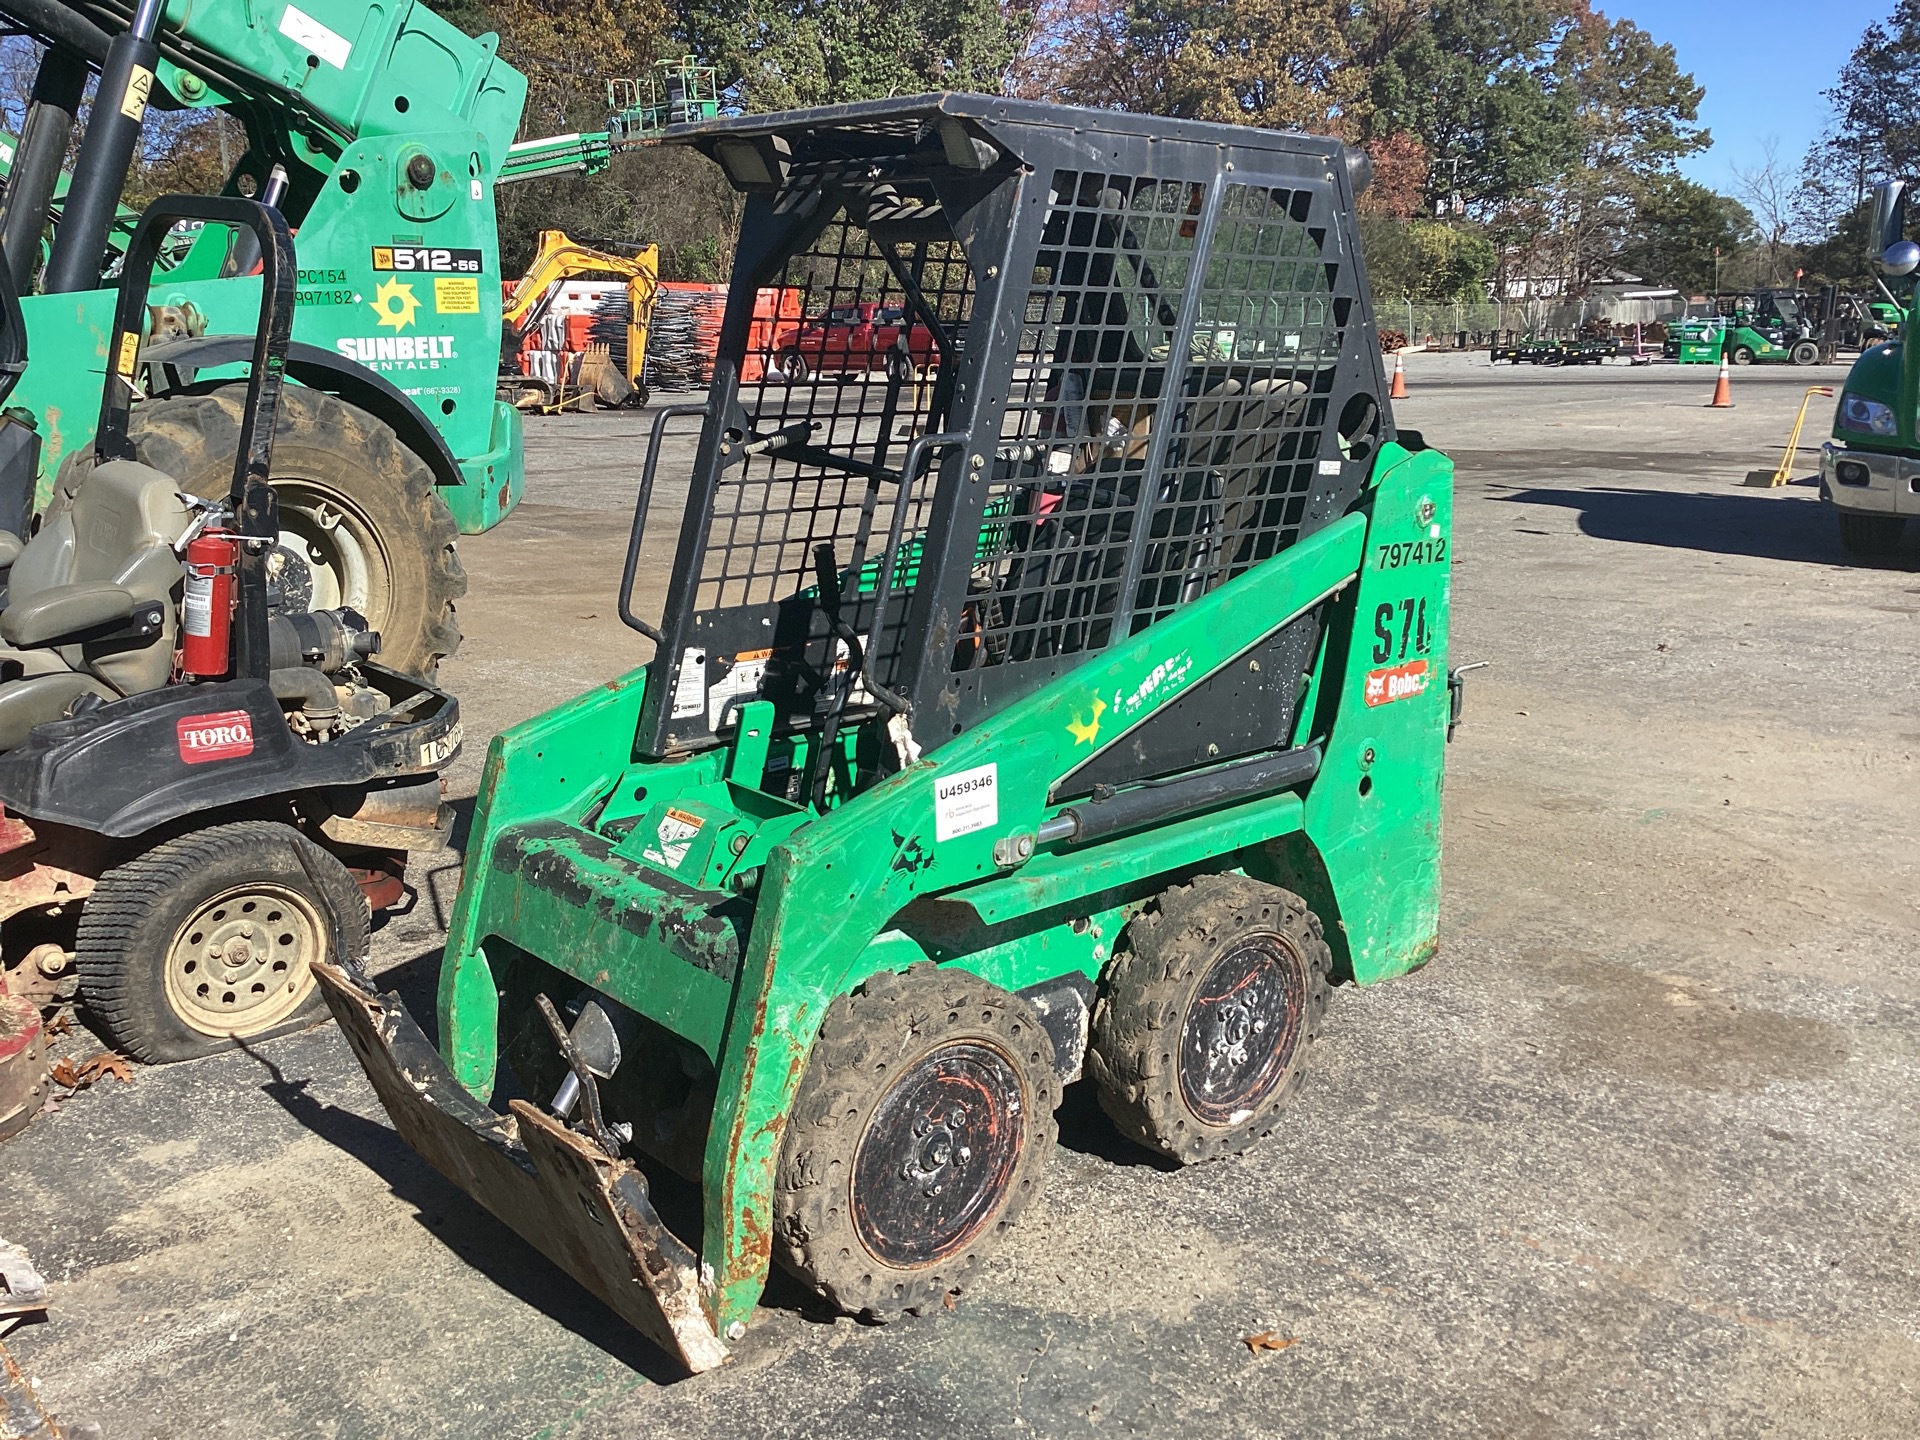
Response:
[1840, 393, 1899, 436]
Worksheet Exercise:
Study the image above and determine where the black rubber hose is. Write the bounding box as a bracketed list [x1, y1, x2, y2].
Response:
[0, 0, 111, 61]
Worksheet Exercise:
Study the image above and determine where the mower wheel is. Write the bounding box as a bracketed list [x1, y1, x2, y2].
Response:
[1088, 874, 1330, 1165]
[773, 962, 1057, 1319]
[51, 384, 465, 680]
[1838, 511, 1905, 555]
[1730, 346, 1755, 365]
[1790, 341, 1820, 366]
[75, 821, 369, 1063]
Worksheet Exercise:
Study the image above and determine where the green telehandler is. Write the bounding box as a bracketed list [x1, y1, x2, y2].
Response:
[318, 95, 1459, 1374]
[0, 0, 671, 671]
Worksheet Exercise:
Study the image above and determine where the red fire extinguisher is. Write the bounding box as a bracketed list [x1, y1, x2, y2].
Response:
[181, 530, 238, 678]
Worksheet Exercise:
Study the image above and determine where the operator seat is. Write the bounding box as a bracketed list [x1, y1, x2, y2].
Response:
[0, 458, 192, 749]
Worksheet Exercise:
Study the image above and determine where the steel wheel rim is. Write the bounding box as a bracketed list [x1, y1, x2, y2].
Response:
[270, 479, 390, 625]
[1178, 931, 1307, 1126]
[850, 1039, 1027, 1269]
[161, 882, 326, 1037]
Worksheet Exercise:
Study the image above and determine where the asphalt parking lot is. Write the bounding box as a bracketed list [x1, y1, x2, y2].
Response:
[3, 351, 1917, 1438]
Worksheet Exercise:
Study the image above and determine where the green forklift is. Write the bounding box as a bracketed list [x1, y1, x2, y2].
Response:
[1666, 291, 1821, 365]
[318, 95, 1459, 1373]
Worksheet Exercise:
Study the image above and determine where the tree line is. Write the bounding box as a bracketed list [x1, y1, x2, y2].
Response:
[448, 0, 1785, 305]
[1795, 0, 1920, 287]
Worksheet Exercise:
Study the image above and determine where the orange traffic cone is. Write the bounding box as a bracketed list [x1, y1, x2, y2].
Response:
[1389, 350, 1409, 399]
[1707, 351, 1733, 408]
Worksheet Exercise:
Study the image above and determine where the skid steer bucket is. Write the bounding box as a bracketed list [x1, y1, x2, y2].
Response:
[314, 965, 730, 1372]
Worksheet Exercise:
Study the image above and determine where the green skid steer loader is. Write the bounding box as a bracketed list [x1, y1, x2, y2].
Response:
[317, 95, 1460, 1374]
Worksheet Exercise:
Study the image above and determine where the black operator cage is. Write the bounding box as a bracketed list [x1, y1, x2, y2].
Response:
[631, 94, 1393, 766]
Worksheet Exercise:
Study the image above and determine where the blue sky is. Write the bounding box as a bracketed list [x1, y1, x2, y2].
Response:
[1610, 0, 1886, 194]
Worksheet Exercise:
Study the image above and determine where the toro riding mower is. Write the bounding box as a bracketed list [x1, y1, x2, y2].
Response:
[0, 195, 458, 1074]
[318, 95, 1456, 1373]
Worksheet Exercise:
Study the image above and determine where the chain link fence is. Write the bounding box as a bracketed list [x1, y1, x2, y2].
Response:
[1383, 295, 1677, 350]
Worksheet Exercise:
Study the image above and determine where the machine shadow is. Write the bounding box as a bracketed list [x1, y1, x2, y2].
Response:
[1051, 1079, 1180, 1171]
[237, 1040, 692, 1386]
[1495, 483, 1920, 567]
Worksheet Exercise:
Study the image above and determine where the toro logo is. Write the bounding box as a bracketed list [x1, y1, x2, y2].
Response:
[177, 710, 254, 763]
[1363, 660, 1430, 707]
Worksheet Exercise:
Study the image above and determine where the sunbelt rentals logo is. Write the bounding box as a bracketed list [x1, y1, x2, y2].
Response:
[336, 276, 458, 371]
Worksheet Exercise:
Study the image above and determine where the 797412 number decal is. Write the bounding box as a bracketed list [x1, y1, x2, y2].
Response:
[1375, 538, 1446, 569]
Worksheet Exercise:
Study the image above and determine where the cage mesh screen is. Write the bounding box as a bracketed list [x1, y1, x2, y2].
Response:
[956, 172, 1205, 671]
[1131, 182, 1345, 626]
[692, 199, 972, 683]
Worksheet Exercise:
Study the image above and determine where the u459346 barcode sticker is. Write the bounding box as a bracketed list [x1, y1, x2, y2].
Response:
[934, 763, 997, 843]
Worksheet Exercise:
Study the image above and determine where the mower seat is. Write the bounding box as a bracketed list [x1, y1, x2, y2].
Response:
[0, 459, 191, 705]
[1, 583, 136, 647]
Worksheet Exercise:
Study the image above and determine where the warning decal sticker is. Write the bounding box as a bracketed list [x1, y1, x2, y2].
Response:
[643, 808, 705, 870]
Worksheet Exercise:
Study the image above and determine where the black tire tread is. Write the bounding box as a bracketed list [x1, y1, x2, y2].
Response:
[75, 820, 369, 1063]
[1838, 510, 1905, 556]
[772, 961, 1058, 1320]
[1086, 873, 1331, 1166]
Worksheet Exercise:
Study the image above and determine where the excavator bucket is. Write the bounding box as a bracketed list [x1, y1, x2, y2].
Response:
[312, 965, 729, 1373]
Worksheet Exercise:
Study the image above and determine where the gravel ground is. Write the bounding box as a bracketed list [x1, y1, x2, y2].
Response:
[2, 351, 1916, 1439]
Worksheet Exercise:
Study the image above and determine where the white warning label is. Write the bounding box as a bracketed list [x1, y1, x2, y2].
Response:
[642, 807, 704, 870]
[671, 648, 707, 718]
[934, 762, 998, 843]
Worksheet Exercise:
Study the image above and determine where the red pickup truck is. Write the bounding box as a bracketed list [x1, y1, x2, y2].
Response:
[776, 302, 939, 383]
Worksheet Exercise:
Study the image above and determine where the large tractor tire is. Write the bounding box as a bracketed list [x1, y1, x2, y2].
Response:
[74, 820, 368, 1063]
[1838, 511, 1905, 556]
[50, 384, 464, 679]
[1087, 874, 1330, 1165]
[773, 962, 1057, 1320]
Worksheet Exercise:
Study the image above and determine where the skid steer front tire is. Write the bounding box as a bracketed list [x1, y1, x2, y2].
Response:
[1088, 874, 1330, 1165]
[75, 821, 369, 1064]
[773, 962, 1057, 1320]
[50, 384, 465, 680]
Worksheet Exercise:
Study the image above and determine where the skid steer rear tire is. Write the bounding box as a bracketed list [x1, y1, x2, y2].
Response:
[772, 962, 1057, 1320]
[75, 820, 368, 1064]
[1088, 874, 1330, 1165]
[49, 384, 464, 679]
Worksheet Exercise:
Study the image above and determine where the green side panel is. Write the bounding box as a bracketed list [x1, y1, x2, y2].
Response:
[697, 510, 1375, 1325]
[444, 402, 525, 534]
[1299, 445, 1454, 984]
[438, 667, 658, 1093]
